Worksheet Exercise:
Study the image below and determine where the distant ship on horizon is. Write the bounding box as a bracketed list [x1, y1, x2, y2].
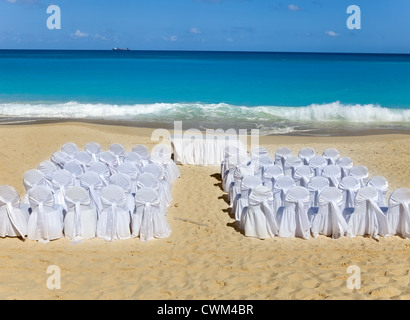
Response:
[112, 47, 130, 51]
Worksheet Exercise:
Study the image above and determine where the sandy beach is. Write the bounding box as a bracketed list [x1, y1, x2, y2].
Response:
[0, 121, 409, 300]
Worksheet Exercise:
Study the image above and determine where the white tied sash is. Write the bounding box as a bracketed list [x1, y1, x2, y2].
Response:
[65, 194, 90, 244]
[135, 197, 161, 242]
[29, 193, 54, 243]
[2, 200, 26, 240]
[389, 197, 410, 238]
[101, 194, 127, 242]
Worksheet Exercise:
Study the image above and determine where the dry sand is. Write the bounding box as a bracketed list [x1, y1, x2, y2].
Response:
[0, 122, 409, 300]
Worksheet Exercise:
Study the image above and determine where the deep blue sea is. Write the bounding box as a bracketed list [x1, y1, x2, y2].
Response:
[0, 50, 409, 134]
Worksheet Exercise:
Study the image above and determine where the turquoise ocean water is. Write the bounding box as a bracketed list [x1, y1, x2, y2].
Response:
[0, 50, 409, 135]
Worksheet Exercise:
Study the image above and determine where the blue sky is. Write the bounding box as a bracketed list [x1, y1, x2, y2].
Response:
[0, 0, 409, 53]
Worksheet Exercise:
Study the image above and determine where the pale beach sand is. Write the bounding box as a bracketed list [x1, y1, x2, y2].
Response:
[0, 122, 409, 300]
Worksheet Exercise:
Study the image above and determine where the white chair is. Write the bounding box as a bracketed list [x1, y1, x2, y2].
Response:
[61, 142, 79, 159]
[143, 163, 172, 210]
[367, 176, 389, 208]
[37, 160, 57, 188]
[250, 147, 269, 174]
[307, 176, 329, 208]
[323, 148, 339, 165]
[322, 165, 342, 187]
[255, 155, 274, 180]
[132, 187, 171, 241]
[27, 186, 64, 243]
[277, 186, 311, 239]
[349, 165, 369, 187]
[311, 187, 348, 239]
[64, 160, 84, 186]
[221, 144, 248, 178]
[109, 173, 136, 215]
[117, 162, 139, 195]
[109, 143, 126, 166]
[74, 151, 94, 172]
[262, 165, 283, 192]
[293, 165, 314, 187]
[222, 153, 249, 193]
[80, 171, 104, 217]
[51, 169, 74, 211]
[338, 176, 361, 213]
[124, 152, 144, 171]
[234, 175, 263, 222]
[137, 172, 160, 190]
[89, 162, 110, 186]
[99, 151, 118, 175]
[386, 188, 410, 239]
[240, 185, 278, 239]
[346, 186, 390, 239]
[150, 151, 181, 184]
[132, 144, 150, 166]
[22, 169, 47, 205]
[51, 151, 70, 169]
[337, 157, 353, 178]
[97, 185, 131, 241]
[229, 164, 254, 209]
[0, 185, 28, 239]
[298, 147, 315, 165]
[64, 186, 97, 242]
[284, 156, 303, 178]
[85, 142, 102, 162]
[274, 147, 292, 170]
[309, 155, 327, 176]
[272, 176, 296, 216]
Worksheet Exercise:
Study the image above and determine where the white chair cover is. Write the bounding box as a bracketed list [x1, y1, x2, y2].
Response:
[349, 165, 369, 187]
[337, 157, 353, 178]
[51, 169, 74, 211]
[241, 185, 279, 239]
[85, 142, 102, 162]
[298, 147, 315, 165]
[262, 165, 284, 191]
[367, 176, 389, 207]
[80, 171, 104, 216]
[51, 151, 70, 169]
[221, 144, 248, 177]
[64, 186, 97, 242]
[97, 185, 131, 241]
[37, 160, 57, 188]
[74, 151, 94, 172]
[117, 162, 139, 195]
[254, 155, 274, 179]
[386, 188, 410, 239]
[346, 186, 390, 239]
[137, 172, 160, 190]
[132, 187, 171, 241]
[109, 173, 136, 215]
[27, 186, 64, 243]
[150, 151, 181, 184]
[338, 176, 361, 210]
[293, 165, 314, 187]
[89, 162, 110, 186]
[307, 176, 329, 207]
[322, 165, 342, 187]
[109, 143, 126, 166]
[311, 187, 348, 239]
[284, 156, 303, 177]
[309, 155, 328, 176]
[132, 144, 150, 166]
[99, 151, 118, 175]
[223, 153, 249, 193]
[61, 142, 79, 159]
[274, 147, 292, 170]
[143, 163, 172, 209]
[323, 148, 339, 165]
[22, 169, 47, 205]
[64, 160, 84, 186]
[234, 175, 262, 222]
[152, 143, 172, 159]
[230, 164, 254, 209]
[250, 147, 269, 173]
[277, 186, 311, 239]
[0, 185, 28, 239]
[124, 152, 144, 171]
[272, 176, 296, 216]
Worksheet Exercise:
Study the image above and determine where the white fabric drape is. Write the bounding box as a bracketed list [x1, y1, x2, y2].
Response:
[109, 173, 136, 215]
[97, 185, 131, 241]
[64, 186, 97, 243]
[80, 171, 104, 217]
[117, 162, 139, 195]
[386, 188, 410, 239]
[322, 165, 342, 188]
[0, 185, 28, 239]
[132, 187, 171, 241]
[338, 176, 361, 211]
[27, 186, 64, 243]
[262, 165, 283, 192]
[109, 143, 126, 166]
[311, 187, 348, 239]
[337, 157, 353, 179]
[99, 151, 118, 175]
[234, 175, 262, 222]
[150, 151, 181, 184]
[277, 186, 311, 239]
[143, 164, 172, 211]
[61, 142, 79, 159]
[272, 176, 296, 216]
[22, 169, 47, 205]
[229, 164, 254, 209]
[64, 160, 84, 186]
[37, 160, 57, 189]
[367, 176, 389, 207]
[293, 165, 314, 187]
[124, 152, 145, 172]
[274, 147, 292, 171]
[240, 186, 278, 239]
[85, 142, 102, 162]
[349, 165, 369, 187]
[298, 147, 315, 165]
[284, 156, 303, 178]
[307, 176, 329, 208]
[323, 148, 339, 165]
[132, 144, 151, 166]
[89, 162, 110, 187]
[346, 186, 390, 239]
[309, 155, 328, 177]
[51, 169, 74, 211]
[74, 151, 94, 173]
[51, 151, 70, 169]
